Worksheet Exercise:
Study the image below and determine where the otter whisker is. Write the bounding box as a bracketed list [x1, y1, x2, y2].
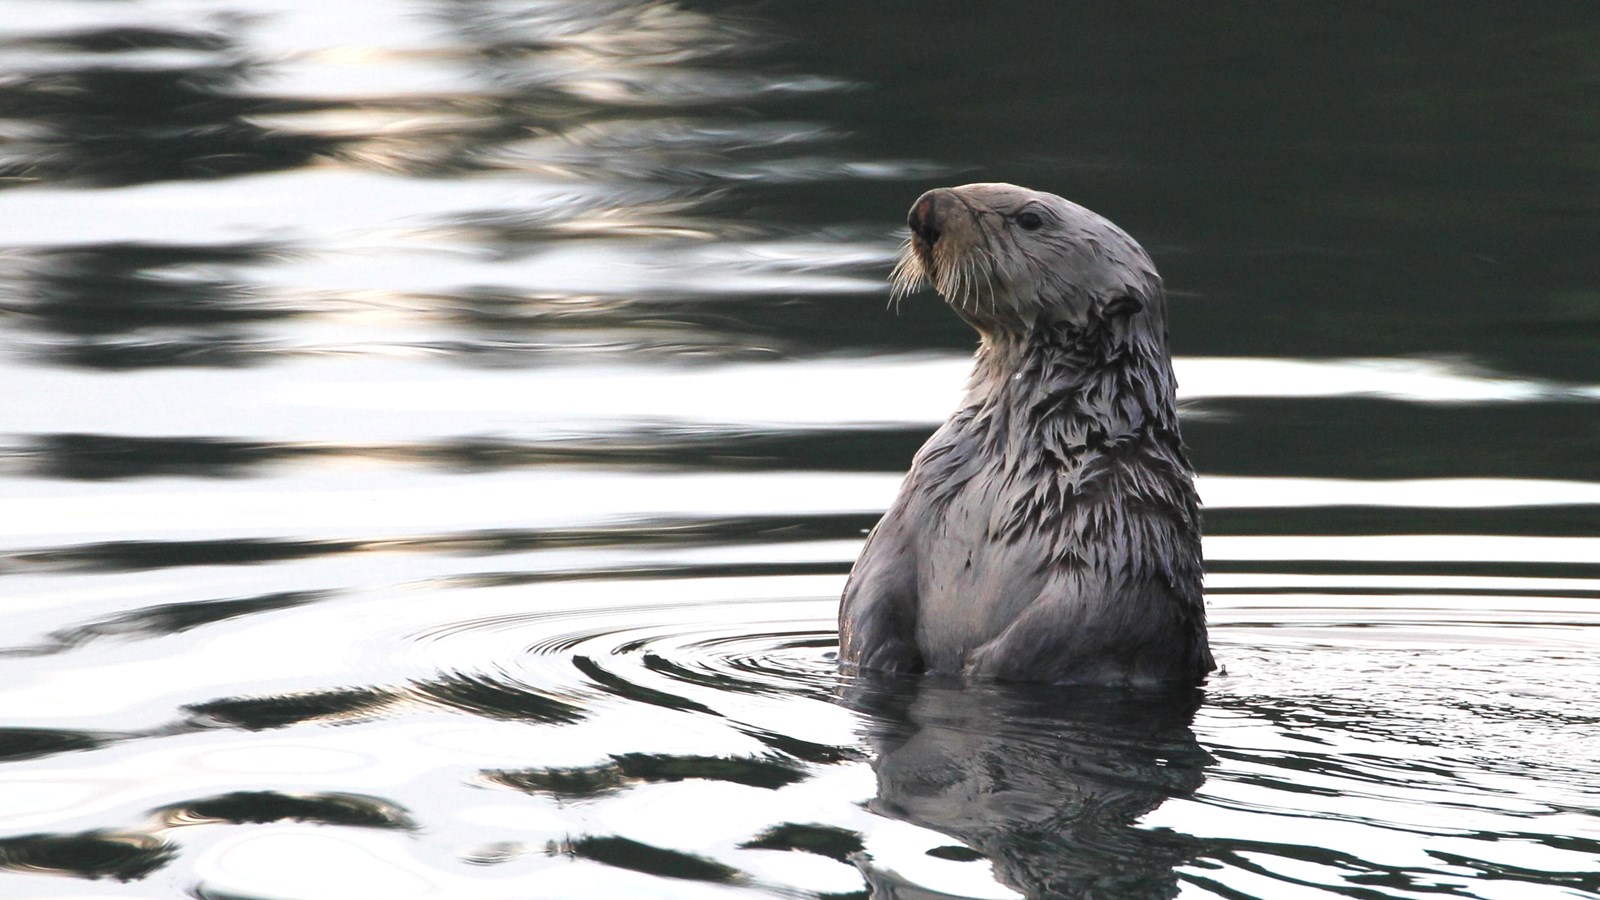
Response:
[969, 253, 989, 317]
[952, 238, 994, 317]
[970, 241, 1003, 318]
[934, 241, 963, 308]
[888, 237, 926, 312]
[960, 253, 982, 316]
[947, 245, 970, 311]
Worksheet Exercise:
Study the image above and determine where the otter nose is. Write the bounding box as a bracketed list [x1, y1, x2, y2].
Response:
[908, 191, 941, 245]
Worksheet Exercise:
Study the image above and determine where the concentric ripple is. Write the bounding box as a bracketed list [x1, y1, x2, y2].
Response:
[383, 580, 845, 723]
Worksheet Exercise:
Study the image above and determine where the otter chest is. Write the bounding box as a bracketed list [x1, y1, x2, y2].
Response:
[911, 447, 1075, 667]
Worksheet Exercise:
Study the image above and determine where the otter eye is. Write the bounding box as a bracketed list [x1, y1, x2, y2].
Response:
[1016, 211, 1044, 231]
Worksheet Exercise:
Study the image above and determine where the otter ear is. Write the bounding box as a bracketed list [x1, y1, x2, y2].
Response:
[1102, 294, 1143, 318]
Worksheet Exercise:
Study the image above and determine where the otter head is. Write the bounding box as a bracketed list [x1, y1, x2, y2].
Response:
[891, 183, 1165, 342]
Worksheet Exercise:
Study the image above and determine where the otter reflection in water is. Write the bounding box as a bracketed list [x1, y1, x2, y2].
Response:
[841, 184, 1211, 685]
[842, 674, 1209, 899]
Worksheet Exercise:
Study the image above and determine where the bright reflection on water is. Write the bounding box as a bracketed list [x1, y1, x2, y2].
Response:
[1, 1, 1598, 897]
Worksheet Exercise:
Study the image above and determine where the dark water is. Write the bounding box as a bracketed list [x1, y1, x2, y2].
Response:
[2, 2, 1598, 897]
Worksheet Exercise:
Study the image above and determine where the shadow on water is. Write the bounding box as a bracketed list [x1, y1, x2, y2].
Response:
[0, 830, 175, 882]
[19, 427, 935, 481]
[0, 726, 114, 762]
[840, 673, 1211, 899]
[0, 791, 411, 882]
[489, 751, 808, 799]
[0, 35, 338, 188]
[4, 512, 875, 574]
[0, 590, 326, 658]
[154, 790, 413, 830]
[8, 242, 291, 369]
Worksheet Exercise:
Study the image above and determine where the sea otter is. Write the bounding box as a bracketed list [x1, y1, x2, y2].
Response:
[839, 184, 1212, 685]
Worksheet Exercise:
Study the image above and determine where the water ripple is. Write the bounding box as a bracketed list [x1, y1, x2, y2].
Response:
[391, 591, 842, 721]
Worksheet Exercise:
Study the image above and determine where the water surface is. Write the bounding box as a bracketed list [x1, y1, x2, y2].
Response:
[1, 1, 1597, 897]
